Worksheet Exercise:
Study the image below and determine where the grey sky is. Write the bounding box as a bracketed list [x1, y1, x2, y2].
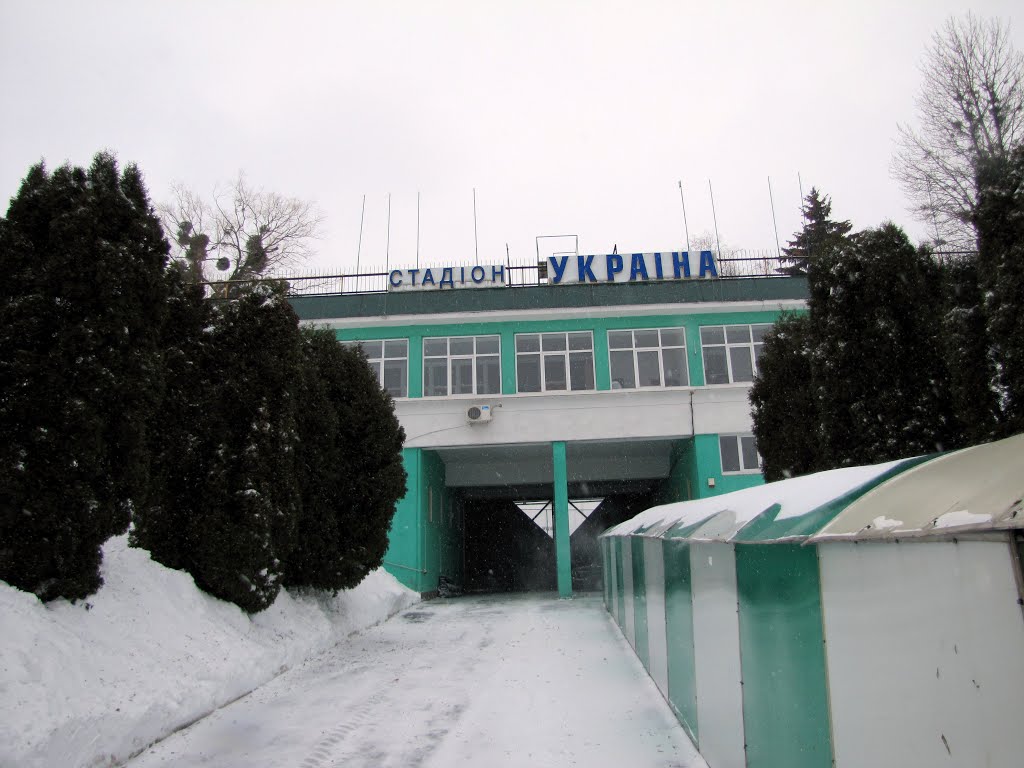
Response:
[2, 1, 1022, 273]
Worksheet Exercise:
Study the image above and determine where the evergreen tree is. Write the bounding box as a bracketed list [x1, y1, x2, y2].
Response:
[283, 330, 406, 592]
[779, 188, 853, 276]
[973, 146, 1024, 435]
[938, 254, 1000, 444]
[0, 154, 169, 601]
[186, 283, 304, 613]
[811, 223, 955, 466]
[750, 313, 822, 481]
[130, 264, 213, 572]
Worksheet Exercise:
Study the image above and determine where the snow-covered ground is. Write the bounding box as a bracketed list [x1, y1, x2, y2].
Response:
[0, 536, 418, 768]
[126, 593, 705, 768]
[2, 536, 703, 768]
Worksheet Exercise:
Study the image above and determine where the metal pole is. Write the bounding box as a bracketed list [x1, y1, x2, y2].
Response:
[385, 192, 391, 273]
[708, 179, 723, 258]
[473, 187, 479, 265]
[798, 172, 806, 220]
[356, 194, 365, 286]
[416, 190, 421, 269]
[677, 180, 691, 253]
[768, 176, 781, 256]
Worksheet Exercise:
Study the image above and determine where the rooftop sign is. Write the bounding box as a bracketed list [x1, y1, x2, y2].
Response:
[386, 251, 718, 291]
[548, 251, 717, 284]
[389, 264, 507, 292]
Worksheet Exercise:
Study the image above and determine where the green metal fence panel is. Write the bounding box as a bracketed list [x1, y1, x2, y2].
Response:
[615, 538, 625, 628]
[662, 538, 699, 743]
[631, 536, 649, 670]
[736, 544, 832, 768]
[602, 538, 612, 610]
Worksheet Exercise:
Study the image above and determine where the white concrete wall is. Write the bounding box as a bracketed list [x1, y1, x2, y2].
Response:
[821, 540, 1024, 768]
[397, 386, 755, 449]
[643, 537, 669, 699]
[690, 542, 746, 768]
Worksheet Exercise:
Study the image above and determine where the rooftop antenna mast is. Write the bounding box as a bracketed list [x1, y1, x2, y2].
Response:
[677, 180, 691, 252]
[473, 187, 479, 265]
[798, 172, 806, 219]
[355, 193, 366, 278]
[708, 179, 723, 257]
[385, 192, 391, 273]
[768, 176, 781, 256]
[416, 190, 421, 268]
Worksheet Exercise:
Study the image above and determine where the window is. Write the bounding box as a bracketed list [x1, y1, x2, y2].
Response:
[343, 339, 408, 398]
[720, 434, 762, 474]
[515, 332, 595, 393]
[608, 328, 688, 389]
[423, 335, 501, 397]
[700, 324, 772, 384]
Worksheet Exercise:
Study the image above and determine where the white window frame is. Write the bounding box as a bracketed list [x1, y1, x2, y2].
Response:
[607, 327, 689, 390]
[422, 334, 502, 397]
[342, 338, 409, 399]
[514, 331, 595, 393]
[719, 434, 762, 474]
[700, 323, 772, 385]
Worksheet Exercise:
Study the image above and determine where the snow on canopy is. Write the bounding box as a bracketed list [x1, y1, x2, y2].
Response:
[602, 433, 1024, 544]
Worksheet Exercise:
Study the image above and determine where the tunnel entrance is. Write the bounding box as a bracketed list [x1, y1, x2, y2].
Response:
[463, 498, 556, 593]
[460, 494, 653, 594]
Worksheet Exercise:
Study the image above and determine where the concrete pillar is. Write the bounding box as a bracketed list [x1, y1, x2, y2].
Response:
[552, 440, 571, 598]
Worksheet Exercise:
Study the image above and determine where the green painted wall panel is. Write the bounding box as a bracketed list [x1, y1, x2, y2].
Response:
[630, 537, 649, 670]
[735, 544, 832, 768]
[382, 449, 423, 591]
[693, 433, 765, 499]
[615, 538, 625, 628]
[662, 539, 699, 742]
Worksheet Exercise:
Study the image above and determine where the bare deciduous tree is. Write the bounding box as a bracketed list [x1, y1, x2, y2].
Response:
[159, 174, 324, 286]
[894, 13, 1024, 249]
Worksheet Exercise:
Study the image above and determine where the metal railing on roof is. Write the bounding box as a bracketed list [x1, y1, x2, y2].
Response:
[201, 251, 794, 298]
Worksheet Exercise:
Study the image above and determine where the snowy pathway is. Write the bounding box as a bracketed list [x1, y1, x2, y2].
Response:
[126, 593, 705, 767]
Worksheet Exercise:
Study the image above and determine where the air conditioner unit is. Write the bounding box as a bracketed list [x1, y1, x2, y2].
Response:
[466, 404, 492, 423]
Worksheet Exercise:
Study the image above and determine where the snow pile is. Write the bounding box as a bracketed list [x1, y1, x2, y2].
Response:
[0, 535, 418, 768]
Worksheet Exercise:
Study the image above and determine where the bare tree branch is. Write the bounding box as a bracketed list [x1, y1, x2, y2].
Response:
[893, 13, 1024, 249]
[160, 172, 324, 285]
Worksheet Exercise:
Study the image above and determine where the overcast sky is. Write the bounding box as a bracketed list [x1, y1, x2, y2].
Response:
[2, 1, 1022, 274]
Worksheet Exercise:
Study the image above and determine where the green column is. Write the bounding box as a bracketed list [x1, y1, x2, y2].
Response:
[552, 440, 571, 598]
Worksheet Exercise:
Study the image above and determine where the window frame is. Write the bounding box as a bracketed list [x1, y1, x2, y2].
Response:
[422, 334, 502, 398]
[342, 338, 409, 399]
[719, 434, 762, 474]
[514, 331, 596, 393]
[699, 323, 772, 385]
[607, 327, 689, 390]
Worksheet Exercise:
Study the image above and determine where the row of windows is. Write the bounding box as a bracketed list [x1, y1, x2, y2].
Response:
[346, 324, 771, 399]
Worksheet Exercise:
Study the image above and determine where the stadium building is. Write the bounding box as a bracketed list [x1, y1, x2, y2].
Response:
[289, 251, 807, 597]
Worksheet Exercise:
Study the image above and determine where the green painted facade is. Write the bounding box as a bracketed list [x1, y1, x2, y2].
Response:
[382, 448, 462, 593]
[630, 536, 649, 670]
[300, 278, 808, 596]
[735, 544, 832, 768]
[662, 539, 699, 743]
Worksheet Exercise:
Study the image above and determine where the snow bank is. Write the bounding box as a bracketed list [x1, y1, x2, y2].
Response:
[0, 535, 418, 768]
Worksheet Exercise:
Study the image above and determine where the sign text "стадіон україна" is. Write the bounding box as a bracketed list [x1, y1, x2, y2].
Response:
[386, 251, 718, 291]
